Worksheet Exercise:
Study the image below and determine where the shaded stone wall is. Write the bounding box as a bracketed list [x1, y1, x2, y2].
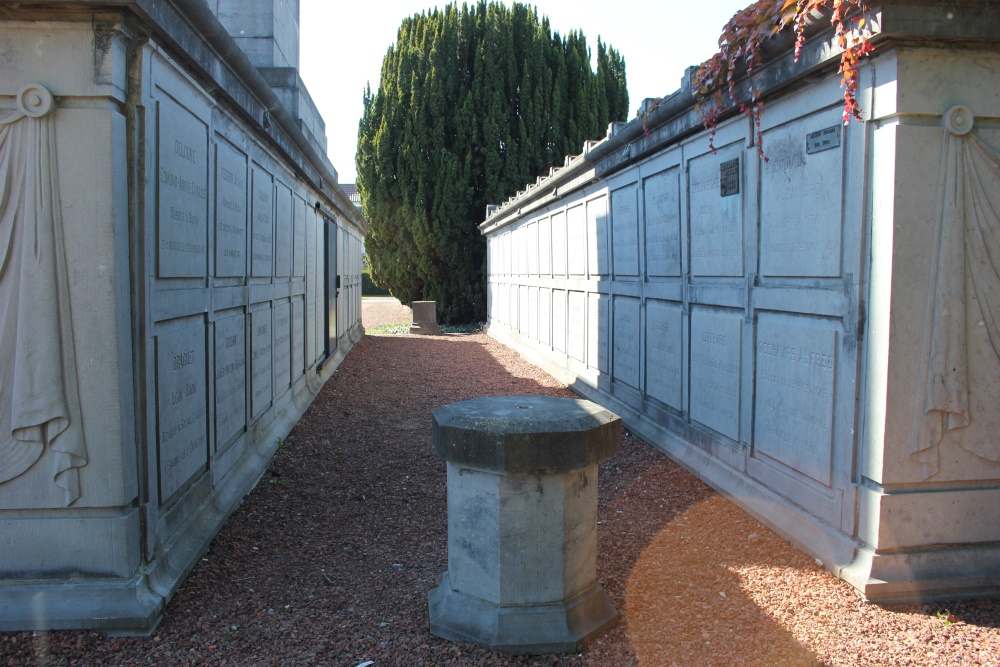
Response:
[481, 5, 1000, 602]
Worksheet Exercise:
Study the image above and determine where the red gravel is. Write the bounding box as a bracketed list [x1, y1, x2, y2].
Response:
[2, 330, 999, 666]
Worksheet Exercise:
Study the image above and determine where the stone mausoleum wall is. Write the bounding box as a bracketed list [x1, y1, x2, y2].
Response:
[481, 2, 1000, 602]
[0, 0, 364, 631]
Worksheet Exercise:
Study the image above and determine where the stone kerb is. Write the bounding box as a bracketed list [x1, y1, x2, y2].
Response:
[428, 395, 621, 654]
[410, 300, 440, 334]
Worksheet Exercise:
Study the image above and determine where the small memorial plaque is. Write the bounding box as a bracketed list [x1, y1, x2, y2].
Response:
[272, 302, 292, 394]
[251, 166, 274, 277]
[158, 99, 208, 278]
[156, 324, 208, 502]
[806, 125, 841, 154]
[690, 309, 742, 441]
[611, 185, 639, 276]
[251, 309, 273, 418]
[215, 142, 248, 277]
[613, 297, 640, 388]
[214, 313, 246, 449]
[720, 158, 740, 197]
[645, 300, 683, 410]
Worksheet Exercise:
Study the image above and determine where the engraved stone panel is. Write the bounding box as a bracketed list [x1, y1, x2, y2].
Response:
[567, 291, 586, 362]
[215, 141, 247, 277]
[528, 286, 538, 340]
[611, 185, 639, 276]
[539, 217, 551, 276]
[552, 211, 567, 276]
[538, 287, 551, 347]
[754, 316, 837, 484]
[272, 302, 291, 393]
[645, 299, 683, 410]
[214, 313, 246, 449]
[251, 309, 272, 418]
[587, 195, 609, 277]
[306, 209, 318, 364]
[613, 297, 640, 387]
[156, 324, 208, 502]
[504, 232, 512, 275]
[275, 183, 292, 277]
[689, 146, 743, 277]
[552, 289, 566, 353]
[293, 195, 306, 277]
[251, 166, 274, 277]
[527, 221, 538, 276]
[567, 204, 587, 276]
[690, 308, 742, 440]
[644, 168, 681, 277]
[517, 226, 527, 276]
[590, 293, 609, 373]
[292, 298, 305, 378]
[519, 285, 529, 334]
[158, 99, 208, 278]
[760, 112, 843, 277]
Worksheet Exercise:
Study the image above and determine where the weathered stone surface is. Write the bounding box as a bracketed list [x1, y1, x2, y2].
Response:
[410, 300, 440, 335]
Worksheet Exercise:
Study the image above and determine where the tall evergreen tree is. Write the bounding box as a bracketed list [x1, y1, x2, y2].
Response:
[357, 2, 628, 323]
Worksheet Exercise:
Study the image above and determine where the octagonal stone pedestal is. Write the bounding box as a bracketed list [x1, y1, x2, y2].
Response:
[428, 395, 621, 654]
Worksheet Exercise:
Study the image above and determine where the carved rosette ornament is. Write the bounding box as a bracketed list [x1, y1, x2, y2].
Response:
[912, 105, 1000, 477]
[0, 83, 88, 505]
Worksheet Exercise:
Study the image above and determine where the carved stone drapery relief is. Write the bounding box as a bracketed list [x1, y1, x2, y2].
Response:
[0, 84, 87, 505]
[912, 106, 1000, 477]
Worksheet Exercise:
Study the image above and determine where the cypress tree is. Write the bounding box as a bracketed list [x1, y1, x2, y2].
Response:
[357, 2, 629, 323]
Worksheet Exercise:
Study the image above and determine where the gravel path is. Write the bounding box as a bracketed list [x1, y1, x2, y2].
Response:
[2, 331, 998, 666]
[362, 297, 412, 327]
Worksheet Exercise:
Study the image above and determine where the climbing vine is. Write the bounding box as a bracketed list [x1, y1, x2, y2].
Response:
[644, 0, 875, 156]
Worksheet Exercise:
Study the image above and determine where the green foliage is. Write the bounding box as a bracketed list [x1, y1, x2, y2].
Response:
[357, 2, 628, 323]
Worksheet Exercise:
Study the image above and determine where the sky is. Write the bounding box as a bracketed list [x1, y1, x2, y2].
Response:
[299, 0, 753, 184]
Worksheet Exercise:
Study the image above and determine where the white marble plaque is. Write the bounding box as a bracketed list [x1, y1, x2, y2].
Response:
[527, 222, 538, 276]
[760, 113, 843, 277]
[274, 183, 292, 277]
[754, 317, 837, 484]
[690, 309, 742, 440]
[552, 211, 567, 276]
[538, 287, 551, 346]
[612, 185, 639, 276]
[251, 309, 272, 418]
[292, 299, 305, 378]
[503, 232, 512, 275]
[646, 299, 683, 410]
[528, 286, 538, 340]
[552, 289, 566, 353]
[215, 142, 247, 277]
[689, 146, 743, 276]
[272, 302, 291, 393]
[519, 285, 529, 334]
[590, 292, 608, 372]
[251, 166, 274, 277]
[613, 297, 640, 387]
[156, 324, 208, 502]
[567, 205, 587, 276]
[214, 313, 246, 449]
[587, 195, 609, 277]
[158, 99, 208, 278]
[567, 291, 586, 362]
[293, 195, 306, 277]
[644, 168, 681, 277]
[539, 217, 552, 276]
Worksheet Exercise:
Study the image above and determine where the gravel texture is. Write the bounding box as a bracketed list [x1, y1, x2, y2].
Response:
[2, 322, 999, 666]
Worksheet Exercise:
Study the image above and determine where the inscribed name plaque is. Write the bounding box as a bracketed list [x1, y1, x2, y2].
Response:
[567, 204, 587, 276]
[552, 211, 567, 276]
[156, 324, 208, 502]
[611, 185, 639, 277]
[645, 300, 683, 410]
[516, 226, 527, 276]
[528, 287, 538, 340]
[519, 285, 529, 335]
[538, 217, 551, 276]
[587, 195, 609, 277]
[552, 289, 567, 353]
[251, 166, 274, 276]
[508, 283, 517, 327]
[689, 146, 743, 277]
[690, 308, 742, 441]
[157, 99, 208, 278]
[214, 313, 246, 449]
[538, 287, 551, 346]
[613, 297, 640, 387]
[759, 112, 843, 277]
[293, 195, 306, 277]
[527, 222, 539, 276]
[503, 232, 512, 275]
[251, 309, 273, 418]
[274, 183, 292, 277]
[215, 141, 248, 277]
[567, 291, 586, 362]
[589, 292, 608, 373]
[272, 302, 292, 393]
[644, 168, 681, 277]
[292, 298, 305, 378]
[754, 316, 837, 484]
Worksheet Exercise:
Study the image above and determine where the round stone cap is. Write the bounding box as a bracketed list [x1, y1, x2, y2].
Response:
[432, 395, 621, 473]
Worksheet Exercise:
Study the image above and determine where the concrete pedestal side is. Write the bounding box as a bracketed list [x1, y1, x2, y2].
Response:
[410, 300, 440, 334]
[428, 395, 621, 654]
